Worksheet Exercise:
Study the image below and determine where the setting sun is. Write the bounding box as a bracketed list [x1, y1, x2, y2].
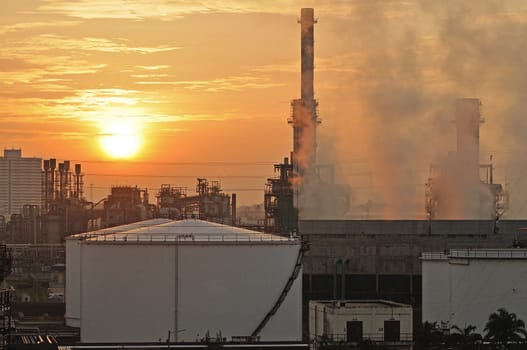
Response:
[99, 119, 142, 159]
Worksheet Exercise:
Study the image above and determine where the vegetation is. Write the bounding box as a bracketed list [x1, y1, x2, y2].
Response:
[447, 324, 482, 350]
[414, 321, 444, 349]
[315, 308, 527, 349]
[484, 308, 527, 345]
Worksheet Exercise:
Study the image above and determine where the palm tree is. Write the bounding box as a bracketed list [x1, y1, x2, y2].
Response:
[448, 324, 481, 349]
[484, 308, 527, 345]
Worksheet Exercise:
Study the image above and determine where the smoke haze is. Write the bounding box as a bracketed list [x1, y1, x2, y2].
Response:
[306, 0, 527, 219]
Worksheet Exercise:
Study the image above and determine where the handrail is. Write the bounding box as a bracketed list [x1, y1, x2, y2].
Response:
[88, 233, 294, 243]
[315, 332, 413, 342]
[423, 249, 527, 260]
[251, 240, 309, 336]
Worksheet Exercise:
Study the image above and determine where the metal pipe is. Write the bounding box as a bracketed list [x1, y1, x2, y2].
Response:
[231, 193, 237, 226]
[341, 259, 349, 300]
[333, 258, 342, 300]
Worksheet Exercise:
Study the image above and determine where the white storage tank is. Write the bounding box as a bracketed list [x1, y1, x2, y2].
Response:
[66, 219, 302, 343]
[422, 249, 527, 332]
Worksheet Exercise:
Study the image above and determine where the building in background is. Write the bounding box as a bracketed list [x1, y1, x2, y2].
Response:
[0, 149, 41, 219]
[422, 249, 527, 332]
[101, 186, 152, 228]
[156, 178, 232, 224]
[309, 300, 413, 348]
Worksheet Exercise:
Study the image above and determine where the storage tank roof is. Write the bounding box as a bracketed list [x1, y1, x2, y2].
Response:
[67, 218, 173, 239]
[74, 219, 295, 244]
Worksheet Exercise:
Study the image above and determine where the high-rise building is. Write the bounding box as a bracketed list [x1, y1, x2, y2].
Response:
[0, 149, 42, 218]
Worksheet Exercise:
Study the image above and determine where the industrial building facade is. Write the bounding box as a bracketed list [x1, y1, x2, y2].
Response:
[299, 218, 527, 331]
[0, 149, 41, 219]
[309, 300, 413, 347]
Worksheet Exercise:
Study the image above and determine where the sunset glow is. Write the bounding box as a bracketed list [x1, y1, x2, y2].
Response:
[99, 119, 142, 159]
[3, 1, 527, 211]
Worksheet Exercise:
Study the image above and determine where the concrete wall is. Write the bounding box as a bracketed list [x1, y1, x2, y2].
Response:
[422, 253, 527, 332]
[303, 232, 515, 275]
[300, 220, 526, 278]
[421, 256, 450, 326]
[300, 220, 527, 236]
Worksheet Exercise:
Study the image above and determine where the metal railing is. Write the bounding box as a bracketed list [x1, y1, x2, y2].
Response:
[84, 233, 297, 244]
[449, 248, 527, 259]
[317, 332, 413, 342]
[421, 252, 448, 260]
[423, 249, 527, 260]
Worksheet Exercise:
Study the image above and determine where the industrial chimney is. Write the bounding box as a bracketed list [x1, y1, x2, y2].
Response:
[289, 8, 320, 177]
[456, 98, 483, 184]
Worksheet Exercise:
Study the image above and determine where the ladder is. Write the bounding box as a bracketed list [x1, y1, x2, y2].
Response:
[251, 240, 309, 337]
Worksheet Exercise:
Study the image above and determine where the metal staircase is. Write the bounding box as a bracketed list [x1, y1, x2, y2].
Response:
[251, 240, 309, 337]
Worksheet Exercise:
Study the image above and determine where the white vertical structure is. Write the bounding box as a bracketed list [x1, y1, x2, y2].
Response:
[0, 149, 42, 218]
[422, 249, 527, 332]
[66, 219, 302, 343]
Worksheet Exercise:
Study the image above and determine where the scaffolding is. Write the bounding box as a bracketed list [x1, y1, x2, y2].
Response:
[264, 158, 298, 235]
[157, 179, 231, 223]
[0, 244, 13, 350]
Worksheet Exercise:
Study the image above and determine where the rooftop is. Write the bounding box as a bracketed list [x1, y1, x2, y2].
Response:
[310, 299, 411, 309]
[69, 219, 296, 244]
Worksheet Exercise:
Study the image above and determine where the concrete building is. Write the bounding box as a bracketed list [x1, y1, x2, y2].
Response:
[422, 248, 527, 332]
[309, 300, 412, 348]
[300, 219, 525, 309]
[0, 149, 42, 219]
[66, 219, 303, 343]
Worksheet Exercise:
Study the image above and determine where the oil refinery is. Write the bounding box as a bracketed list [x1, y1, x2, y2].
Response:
[2, 6, 527, 350]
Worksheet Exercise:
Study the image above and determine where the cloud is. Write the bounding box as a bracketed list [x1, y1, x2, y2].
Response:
[0, 58, 106, 84]
[36, 0, 416, 20]
[4, 34, 180, 54]
[0, 21, 80, 35]
[136, 65, 170, 70]
[136, 75, 283, 92]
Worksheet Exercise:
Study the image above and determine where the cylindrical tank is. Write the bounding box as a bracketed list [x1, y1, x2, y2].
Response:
[66, 219, 302, 343]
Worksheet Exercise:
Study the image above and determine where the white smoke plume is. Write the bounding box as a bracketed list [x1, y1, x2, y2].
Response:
[300, 0, 527, 219]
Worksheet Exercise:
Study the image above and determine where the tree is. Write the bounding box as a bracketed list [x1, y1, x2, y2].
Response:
[484, 308, 527, 345]
[448, 324, 482, 349]
[414, 321, 445, 350]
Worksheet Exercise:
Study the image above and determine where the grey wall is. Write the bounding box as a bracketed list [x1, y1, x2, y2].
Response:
[301, 220, 525, 275]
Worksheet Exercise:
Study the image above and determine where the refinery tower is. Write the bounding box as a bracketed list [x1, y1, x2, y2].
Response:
[289, 8, 320, 177]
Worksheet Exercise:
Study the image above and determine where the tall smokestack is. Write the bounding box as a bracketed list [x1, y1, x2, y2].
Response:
[456, 98, 482, 183]
[290, 8, 320, 176]
[301, 8, 315, 101]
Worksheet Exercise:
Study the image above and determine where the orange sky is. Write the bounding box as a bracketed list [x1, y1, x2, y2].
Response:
[3, 1, 527, 215]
